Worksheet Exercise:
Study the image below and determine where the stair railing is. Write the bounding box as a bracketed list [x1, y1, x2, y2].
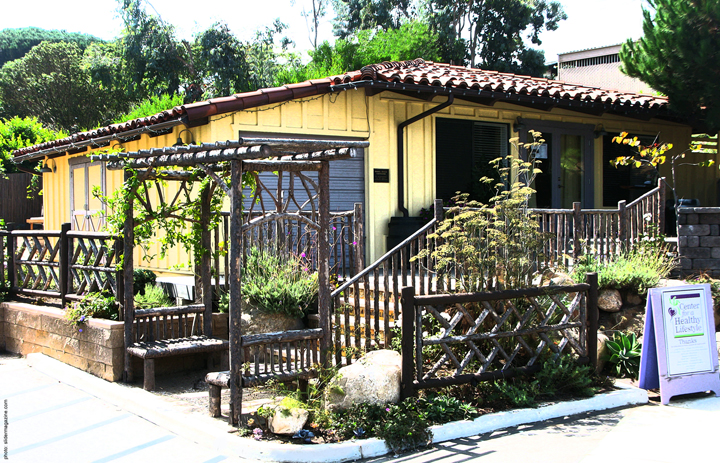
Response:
[329, 199, 444, 365]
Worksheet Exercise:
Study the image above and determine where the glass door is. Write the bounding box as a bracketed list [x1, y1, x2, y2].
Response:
[522, 121, 594, 209]
[560, 134, 584, 208]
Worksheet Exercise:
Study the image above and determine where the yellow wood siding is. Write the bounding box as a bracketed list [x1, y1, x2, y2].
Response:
[40, 89, 709, 270]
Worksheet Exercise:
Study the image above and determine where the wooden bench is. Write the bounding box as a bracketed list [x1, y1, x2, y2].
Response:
[127, 304, 229, 390]
[205, 328, 322, 421]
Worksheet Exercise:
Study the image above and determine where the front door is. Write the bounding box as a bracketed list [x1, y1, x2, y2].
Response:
[522, 121, 594, 209]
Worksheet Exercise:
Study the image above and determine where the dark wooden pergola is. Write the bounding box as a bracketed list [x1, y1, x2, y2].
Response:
[91, 137, 368, 424]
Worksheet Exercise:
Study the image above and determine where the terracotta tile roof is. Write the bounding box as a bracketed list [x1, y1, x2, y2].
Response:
[356, 59, 667, 109]
[13, 59, 671, 160]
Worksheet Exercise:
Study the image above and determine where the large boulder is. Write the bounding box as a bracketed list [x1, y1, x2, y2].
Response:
[241, 300, 304, 335]
[598, 289, 623, 313]
[326, 350, 401, 412]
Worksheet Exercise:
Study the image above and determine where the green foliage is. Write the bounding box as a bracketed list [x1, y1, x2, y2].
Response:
[620, 0, 720, 131]
[417, 131, 551, 292]
[0, 41, 110, 132]
[533, 354, 597, 398]
[98, 169, 229, 272]
[329, 0, 567, 74]
[604, 332, 642, 379]
[276, 21, 442, 85]
[0, 27, 103, 67]
[334, 399, 432, 452]
[685, 273, 720, 314]
[0, 116, 65, 177]
[243, 248, 319, 318]
[132, 269, 157, 295]
[118, 0, 187, 100]
[479, 354, 598, 408]
[572, 242, 675, 295]
[64, 293, 119, 330]
[113, 93, 184, 124]
[134, 284, 171, 310]
[417, 394, 478, 424]
[217, 291, 229, 314]
[332, 0, 413, 38]
[192, 22, 249, 98]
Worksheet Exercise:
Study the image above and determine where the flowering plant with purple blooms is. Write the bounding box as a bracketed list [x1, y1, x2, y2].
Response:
[64, 292, 118, 331]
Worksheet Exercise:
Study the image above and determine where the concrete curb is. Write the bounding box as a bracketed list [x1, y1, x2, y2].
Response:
[27, 353, 648, 463]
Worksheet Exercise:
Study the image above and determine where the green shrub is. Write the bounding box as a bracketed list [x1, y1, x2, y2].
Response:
[133, 269, 156, 296]
[417, 394, 478, 424]
[134, 283, 172, 310]
[243, 248, 318, 318]
[534, 354, 597, 398]
[471, 354, 598, 409]
[572, 244, 675, 295]
[334, 400, 432, 452]
[64, 292, 118, 330]
[604, 332, 642, 379]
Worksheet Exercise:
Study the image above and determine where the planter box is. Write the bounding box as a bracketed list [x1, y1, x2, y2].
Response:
[0, 301, 124, 381]
[0, 302, 230, 382]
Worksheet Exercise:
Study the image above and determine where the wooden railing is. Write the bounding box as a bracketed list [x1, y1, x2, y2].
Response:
[132, 304, 206, 343]
[532, 178, 665, 264]
[0, 224, 122, 306]
[240, 327, 323, 386]
[399, 273, 599, 398]
[329, 200, 444, 366]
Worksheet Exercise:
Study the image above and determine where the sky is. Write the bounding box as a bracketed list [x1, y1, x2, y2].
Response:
[0, 0, 650, 63]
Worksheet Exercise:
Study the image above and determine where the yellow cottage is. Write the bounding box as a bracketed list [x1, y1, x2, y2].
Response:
[12, 59, 715, 274]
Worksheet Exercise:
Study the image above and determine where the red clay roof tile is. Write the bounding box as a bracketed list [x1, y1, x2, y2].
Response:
[14, 58, 672, 159]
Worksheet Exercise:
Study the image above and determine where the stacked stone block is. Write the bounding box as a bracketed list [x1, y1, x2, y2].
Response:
[677, 207, 720, 277]
[0, 301, 124, 380]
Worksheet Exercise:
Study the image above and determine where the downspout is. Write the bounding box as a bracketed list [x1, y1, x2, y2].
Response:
[396, 93, 454, 217]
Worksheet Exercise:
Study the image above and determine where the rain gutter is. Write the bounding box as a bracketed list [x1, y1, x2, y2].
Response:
[396, 93, 454, 217]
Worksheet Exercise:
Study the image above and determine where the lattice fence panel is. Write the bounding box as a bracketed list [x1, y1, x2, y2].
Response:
[417, 292, 587, 380]
[14, 233, 62, 295]
[67, 233, 120, 300]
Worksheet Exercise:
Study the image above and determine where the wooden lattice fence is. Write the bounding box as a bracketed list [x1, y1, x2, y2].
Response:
[399, 274, 598, 397]
[67, 231, 123, 302]
[0, 224, 122, 306]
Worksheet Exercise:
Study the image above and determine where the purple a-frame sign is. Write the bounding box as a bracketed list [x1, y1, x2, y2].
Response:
[639, 284, 720, 404]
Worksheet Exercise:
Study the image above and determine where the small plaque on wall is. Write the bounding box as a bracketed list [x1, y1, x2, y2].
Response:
[374, 168, 390, 183]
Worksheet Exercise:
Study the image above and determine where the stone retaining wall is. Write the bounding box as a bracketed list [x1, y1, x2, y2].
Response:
[0, 302, 230, 381]
[677, 207, 720, 277]
[0, 302, 124, 380]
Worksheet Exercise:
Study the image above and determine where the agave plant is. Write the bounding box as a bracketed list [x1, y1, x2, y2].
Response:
[605, 332, 642, 379]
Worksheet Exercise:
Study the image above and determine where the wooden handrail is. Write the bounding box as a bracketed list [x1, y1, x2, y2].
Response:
[626, 184, 662, 209]
[331, 217, 437, 297]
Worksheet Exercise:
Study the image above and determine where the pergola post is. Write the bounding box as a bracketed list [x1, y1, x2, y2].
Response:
[123, 170, 135, 383]
[200, 184, 213, 337]
[318, 160, 331, 367]
[228, 159, 244, 426]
